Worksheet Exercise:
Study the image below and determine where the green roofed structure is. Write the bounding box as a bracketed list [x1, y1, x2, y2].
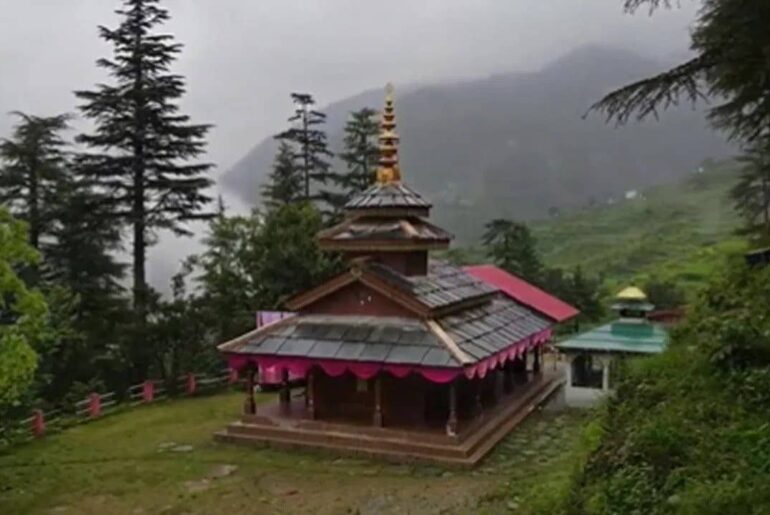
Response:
[556, 286, 668, 407]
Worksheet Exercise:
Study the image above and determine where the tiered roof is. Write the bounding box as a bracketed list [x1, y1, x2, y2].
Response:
[220, 85, 565, 376]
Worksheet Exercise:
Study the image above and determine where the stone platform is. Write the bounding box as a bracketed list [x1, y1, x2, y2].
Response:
[215, 370, 564, 467]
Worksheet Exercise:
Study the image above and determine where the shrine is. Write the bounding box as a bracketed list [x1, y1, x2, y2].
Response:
[216, 86, 575, 466]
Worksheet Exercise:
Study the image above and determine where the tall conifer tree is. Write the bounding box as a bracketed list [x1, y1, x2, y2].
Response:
[261, 141, 302, 209]
[75, 0, 213, 327]
[275, 93, 333, 205]
[339, 107, 379, 197]
[0, 112, 71, 251]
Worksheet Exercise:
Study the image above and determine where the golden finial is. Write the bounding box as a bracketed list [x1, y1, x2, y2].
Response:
[376, 83, 401, 184]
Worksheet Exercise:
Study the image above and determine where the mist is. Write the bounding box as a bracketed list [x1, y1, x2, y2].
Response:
[0, 0, 699, 289]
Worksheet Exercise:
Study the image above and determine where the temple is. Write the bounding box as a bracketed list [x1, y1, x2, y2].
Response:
[216, 85, 575, 466]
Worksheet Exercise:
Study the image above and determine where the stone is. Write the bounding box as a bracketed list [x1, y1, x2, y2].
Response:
[170, 444, 194, 453]
[507, 500, 520, 511]
[157, 442, 176, 449]
[184, 479, 211, 493]
[208, 464, 238, 479]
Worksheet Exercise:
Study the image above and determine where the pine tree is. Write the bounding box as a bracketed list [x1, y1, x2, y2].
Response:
[482, 219, 543, 284]
[75, 0, 213, 327]
[275, 93, 333, 204]
[261, 141, 303, 209]
[0, 112, 71, 251]
[730, 141, 770, 240]
[593, 0, 770, 146]
[339, 107, 379, 197]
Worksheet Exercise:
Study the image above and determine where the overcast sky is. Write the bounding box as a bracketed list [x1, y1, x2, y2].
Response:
[0, 0, 699, 287]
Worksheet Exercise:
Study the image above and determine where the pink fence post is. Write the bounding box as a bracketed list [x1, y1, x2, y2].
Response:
[88, 393, 101, 418]
[142, 380, 155, 402]
[228, 368, 238, 385]
[186, 373, 197, 395]
[31, 409, 45, 438]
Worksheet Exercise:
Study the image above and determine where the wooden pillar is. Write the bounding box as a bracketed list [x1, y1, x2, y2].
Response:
[307, 368, 316, 419]
[373, 374, 383, 427]
[279, 368, 291, 411]
[474, 379, 484, 417]
[534, 345, 541, 375]
[503, 361, 514, 394]
[244, 368, 256, 415]
[446, 381, 458, 437]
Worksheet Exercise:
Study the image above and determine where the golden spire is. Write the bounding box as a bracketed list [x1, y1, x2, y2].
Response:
[376, 83, 402, 184]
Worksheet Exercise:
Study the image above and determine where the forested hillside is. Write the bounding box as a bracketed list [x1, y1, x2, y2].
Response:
[223, 46, 731, 242]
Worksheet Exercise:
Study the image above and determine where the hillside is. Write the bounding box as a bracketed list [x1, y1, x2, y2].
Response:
[223, 46, 731, 243]
[447, 160, 744, 294]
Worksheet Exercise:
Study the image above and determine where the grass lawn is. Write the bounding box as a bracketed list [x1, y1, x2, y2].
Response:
[0, 391, 589, 515]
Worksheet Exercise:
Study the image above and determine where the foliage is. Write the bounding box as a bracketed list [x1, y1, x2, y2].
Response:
[0, 112, 71, 251]
[338, 107, 379, 196]
[0, 208, 48, 410]
[274, 93, 334, 208]
[594, 0, 770, 145]
[730, 140, 770, 242]
[260, 141, 303, 209]
[483, 218, 542, 284]
[75, 0, 213, 324]
[642, 277, 686, 309]
[558, 263, 770, 514]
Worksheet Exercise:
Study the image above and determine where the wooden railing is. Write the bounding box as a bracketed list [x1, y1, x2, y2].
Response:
[1, 368, 241, 447]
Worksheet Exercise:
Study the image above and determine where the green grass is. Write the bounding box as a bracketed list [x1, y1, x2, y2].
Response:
[0, 391, 590, 515]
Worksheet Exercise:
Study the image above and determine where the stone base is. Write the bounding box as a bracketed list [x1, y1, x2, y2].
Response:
[215, 371, 563, 467]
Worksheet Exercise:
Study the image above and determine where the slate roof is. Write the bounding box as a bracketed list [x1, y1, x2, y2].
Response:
[440, 297, 551, 361]
[556, 321, 667, 354]
[321, 217, 451, 243]
[369, 261, 496, 310]
[345, 182, 431, 210]
[230, 296, 551, 368]
[237, 315, 456, 367]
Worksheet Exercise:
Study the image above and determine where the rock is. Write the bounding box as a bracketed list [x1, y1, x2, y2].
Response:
[184, 479, 211, 493]
[507, 500, 520, 511]
[170, 444, 194, 453]
[441, 471, 454, 478]
[157, 442, 176, 450]
[208, 464, 238, 479]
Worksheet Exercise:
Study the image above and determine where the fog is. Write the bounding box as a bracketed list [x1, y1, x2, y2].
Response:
[0, 0, 699, 289]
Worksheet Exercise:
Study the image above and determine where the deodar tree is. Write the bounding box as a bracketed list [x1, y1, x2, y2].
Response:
[75, 0, 213, 334]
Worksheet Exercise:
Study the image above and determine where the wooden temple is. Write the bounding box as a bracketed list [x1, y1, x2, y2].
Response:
[216, 86, 571, 466]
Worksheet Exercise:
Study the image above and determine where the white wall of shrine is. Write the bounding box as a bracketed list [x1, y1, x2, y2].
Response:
[563, 352, 614, 408]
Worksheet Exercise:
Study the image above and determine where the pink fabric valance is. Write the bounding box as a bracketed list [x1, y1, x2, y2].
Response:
[226, 327, 553, 385]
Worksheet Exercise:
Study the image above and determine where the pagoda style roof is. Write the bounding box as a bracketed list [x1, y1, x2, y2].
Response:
[369, 261, 495, 311]
[318, 216, 451, 251]
[345, 182, 431, 211]
[616, 286, 647, 301]
[220, 295, 550, 369]
[556, 320, 667, 354]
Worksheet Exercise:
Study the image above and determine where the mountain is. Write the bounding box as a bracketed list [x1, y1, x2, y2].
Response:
[222, 46, 732, 243]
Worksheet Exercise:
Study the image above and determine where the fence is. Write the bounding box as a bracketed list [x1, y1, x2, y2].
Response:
[1, 368, 241, 446]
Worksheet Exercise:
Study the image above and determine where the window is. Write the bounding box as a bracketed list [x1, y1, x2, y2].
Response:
[571, 354, 603, 389]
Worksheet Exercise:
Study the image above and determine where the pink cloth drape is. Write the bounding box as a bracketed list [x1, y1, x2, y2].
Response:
[227, 327, 553, 384]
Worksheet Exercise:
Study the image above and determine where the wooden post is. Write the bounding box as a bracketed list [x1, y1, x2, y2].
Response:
[186, 373, 197, 395]
[279, 368, 291, 411]
[142, 380, 154, 403]
[474, 379, 483, 417]
[534, 346, 541, 375]
[244, 368, 256, 415]
[503, 361, 514, 394]
[373, 374, 383, 427]
[307, 368, 316, 420]
[228, 368, 239, 385]
[88, 393, 101, 418]
[602, 358, 610, 392]
[446, 381, 458, 437]
[31, 409, 45, 438]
